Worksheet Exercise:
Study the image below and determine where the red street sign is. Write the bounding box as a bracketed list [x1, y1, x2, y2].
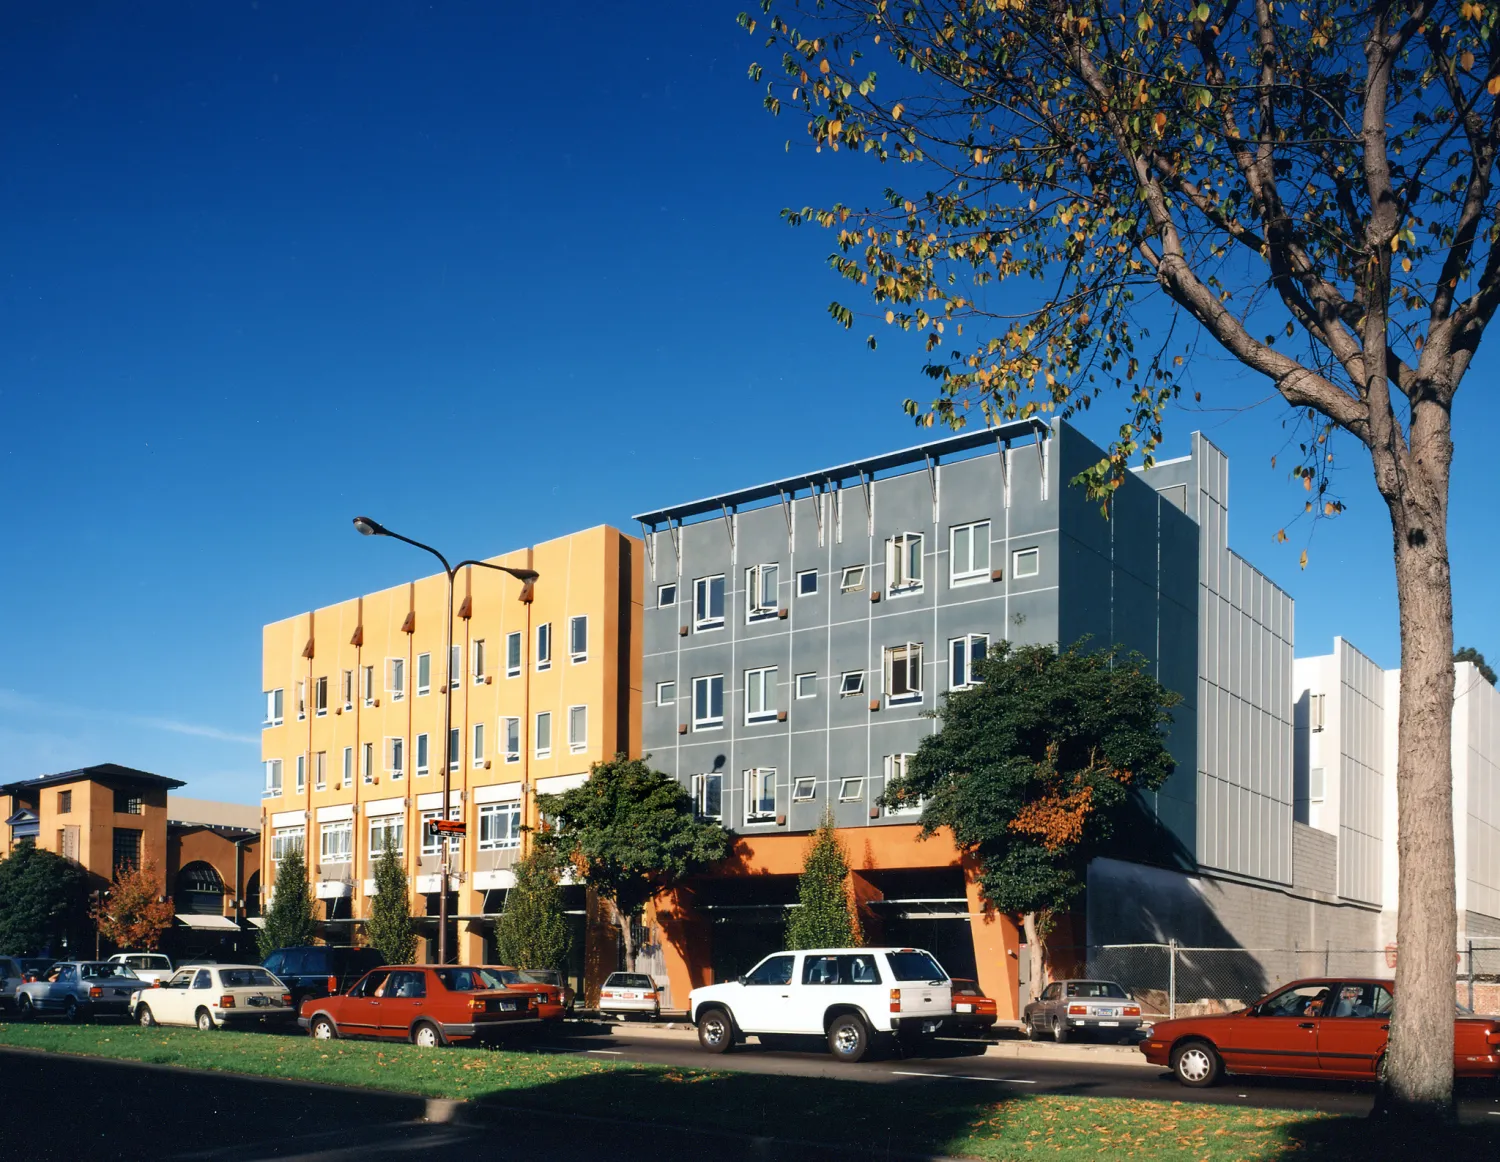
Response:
[429, 820, 466, 836]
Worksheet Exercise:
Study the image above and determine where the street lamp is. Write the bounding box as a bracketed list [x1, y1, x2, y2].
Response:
[353, 516, 538, 965]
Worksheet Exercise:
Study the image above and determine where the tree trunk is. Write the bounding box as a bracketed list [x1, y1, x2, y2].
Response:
[620, 907, 639, 973]
[1022, 911, 1049, 995]
[1376, 411, 1457, 1119]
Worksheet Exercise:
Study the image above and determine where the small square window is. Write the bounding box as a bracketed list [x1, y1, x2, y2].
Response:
[795, 672, 817, 699]
[797, 570, 818, 596]
[1012, 547, 1040, 579]
[839, 565, 866, 593]
[656, 681, 676, 707]
[658, 583, 677, 607]
[839, 671, 865, 697]
[791, 776, 816, 802]
[838, 777, 864, 802]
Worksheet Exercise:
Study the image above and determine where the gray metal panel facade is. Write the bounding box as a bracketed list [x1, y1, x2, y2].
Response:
[1335, 639, 1385, 905]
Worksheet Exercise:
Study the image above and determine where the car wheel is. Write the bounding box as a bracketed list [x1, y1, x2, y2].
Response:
[1027, 1017, 1044, 1042]
[1171, 1040, 1222, 1088]
[137, 1005, 156, 1028]
[17, 996, 33, 1021]
[1051, 1017, 1068, 1043]
[196, 1008, 217, 1032]
[696, 1008, 735, 1054]
[827, 1013, 871, 1063]
[311, 1016, 337, 1040]
[412, 1021, 443, 1049]
[63, 997, 80, 1024]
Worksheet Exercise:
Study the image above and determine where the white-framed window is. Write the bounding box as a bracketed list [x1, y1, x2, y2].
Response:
[388, 731, 405, 777]
[569, 615, 588, 663]
[886, 532, 924, 593]
[795, 672, 817, 699]
[314, 676, 329, 716]
[693, 575, 726, 631]
[369, 816, 404, 858]
[479, 801, 523, 851]
[744, 667, 778, 724]
[1309, 693, 1326, 732]
[506, 632, 521, 678]
[264, 688, 284, 727]
[535, 711, 552, 758]
[656, 681, 676, 707]
[342, 747, 353, 788]
[416, 654, 431, 697]
[296, 680, 306, 721]
[950, 633, 989, 689]
[658, 582, 677, 607]
[949, 520, 991, 585]
[415, 733, 430, 778]
[263, 759, 283, 796]
[839, 671, 865, 697]
[883, 753, 920, 815]
[692, 773, 723, 821]
[692, 675, 725, 730]
[342, 670, 354, 710]
[320, 819, 352, 863]
[745, 767, 776, 823]
[1309, 766, 1326, 801]
[270, 825, 303, 862]
[745, 563, 779, 620]
[791, 776, 816, 802]
[797, 569, 818, 596]
[838, 777, 864, 802]
[361, 741, 375, 784]
[503, 717, 521, 763]
[1012, 546, 1040, 579]
[839, 565, 866, 593]
[387, 658, 405, 701]
[449, 727, 461, 773]
[884, 642, 924, 703]
[536, 623, 552, 670]
[450, 644, 462, 690]
[314, 751, 327, 791]
[472, 639, 487, 684]
[295, 755, 306, 794]
[473, 722, 486, 767]
[421, 807, 461, 858]
[568, 705, 588, 753]
[362, 665, 376, 706]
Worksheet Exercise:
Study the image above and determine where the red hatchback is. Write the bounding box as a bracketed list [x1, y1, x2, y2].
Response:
[1140, 977, 1500, 1087]
[298, 965, 540, 1048]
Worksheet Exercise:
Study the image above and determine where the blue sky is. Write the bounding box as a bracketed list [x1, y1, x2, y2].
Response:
[2, 2, 1495, 804]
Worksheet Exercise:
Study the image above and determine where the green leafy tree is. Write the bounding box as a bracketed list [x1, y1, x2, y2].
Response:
[493, 847, 572, 972]
[365, 844, 416, 965]
[1454, 646, 1497, 687]
[256, 846, 318, 959]
[0, 844, 89, 956]
[785, 813, 861, 950]
[536, 754, 729, 970]
[885, 641, 1178, 989]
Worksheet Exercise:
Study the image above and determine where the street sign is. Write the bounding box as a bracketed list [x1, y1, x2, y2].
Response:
[428, 819, 466, 836]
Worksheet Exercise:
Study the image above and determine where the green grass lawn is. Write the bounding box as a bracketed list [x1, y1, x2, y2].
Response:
[0, 1021, 1493, 1160]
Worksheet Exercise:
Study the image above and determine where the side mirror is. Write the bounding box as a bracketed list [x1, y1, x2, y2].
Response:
[738, 975, 749, 986]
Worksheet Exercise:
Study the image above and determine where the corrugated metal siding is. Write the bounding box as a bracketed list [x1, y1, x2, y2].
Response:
[1335, 640, 1384, 905]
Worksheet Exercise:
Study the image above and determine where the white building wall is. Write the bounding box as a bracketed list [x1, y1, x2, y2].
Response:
[1457, 662, 1500, 926]
[1334, 641, 1384, 905]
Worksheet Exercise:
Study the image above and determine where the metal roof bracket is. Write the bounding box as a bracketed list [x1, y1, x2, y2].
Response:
[1036, 430, 1049, 501]
[668, 517, 682, 575]
[777, 488, 794, 551]
[858, 468, 874, 537]
[996, 436, 1011, 508]
[720, 503, 736, 556]
[639, 520, 655, 571]
[924, 454, 938, 523]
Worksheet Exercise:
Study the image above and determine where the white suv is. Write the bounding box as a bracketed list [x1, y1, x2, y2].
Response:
[688, 947, 952, 1062]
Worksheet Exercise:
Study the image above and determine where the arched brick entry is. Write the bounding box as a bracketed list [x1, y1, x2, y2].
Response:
[175, 861, 227, 916]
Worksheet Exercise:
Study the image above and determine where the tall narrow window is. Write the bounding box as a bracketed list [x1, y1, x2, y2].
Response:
[535, 711, 553, 758]
[692, 675, 725, 730]
[362, 666, 376, 706]
[949, 521, 991, 585]
[387, 658, 405, 701]
[472, 722, 486, 766]
[745, 564, 779, 620]
[569, 615, 588, 663]
[362, 742, 375, 784]
[296, 680, 306, 721]
[342, 747, 353, 788]
[536, 623, 552, 670]
[883, 754, 920, 815]
[949, 634, 989, 689]
[415, 733, 430, 777]
[263, 759, 282, 796]
[693, 575, 726, 631]
[884, 642, 924, 703]
[503, 717, 521, 762]
[568, 705, 588, 753]
[449, 727, 461, 773]
[692, 773, 723, 821]
[416, 654, 431, 697]
[57, 790, 72, 814]
[745, 768, 777, 823]
[314, 676, 329, 715]
[506, 631, 522, 677]
[1309, 693, 1326, 732]
[264, 688, 284, 726]
[744, 667, 778, 724]
[472, 640, 486, 683]
[314, 751, 327, 790]
[886, 533, 924, 593]
[295, 755, 306, 794]
[386, 737, 405, 778]
[341, 670, 354, 710]
[1310, 766, 1326, 801]
[448, 644, 461, 690]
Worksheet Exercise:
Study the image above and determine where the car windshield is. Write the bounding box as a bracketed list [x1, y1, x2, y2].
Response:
[885, 951, 948, 983]
[220, 969, 279, 988]
[83, 963, 140, 980]
[1065, 981, 1127, 999]
[605, 973, 653, 989]
[516, 969, 560, 986]
[952, 980, 981, 996]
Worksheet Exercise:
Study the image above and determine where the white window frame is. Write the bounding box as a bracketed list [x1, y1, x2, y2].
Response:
[745, 767, 777, 824]
[949, 520, 992, 586]
[264, 688, 284, 727]
[361, 741, 375, 784]
[368, 817, 404, 858]
[415, 733, 430, 778]
[314, 751, 327, 791]
[797, 569, 818, 597]
[791, 776, 816, 802]
[656, 681, 676, 707]
[263, 759, 282, 796]
[839, 671, 865, 697]
[472, 639, 487, 684]
[657, 582, 677, 607]
[449, 727, 461, 773]
[949, 633, 989, 690]
[506, 632, 521, 678]
[536, 623, 552, 671]
[478, 801, 522, 851]
[692, 674, 725, 731]
[295, 754, 306, 794]
[744, 667, 778, 724]
[838, 777, 864, 802]
[472, 721, 486, 767]
[416, 654, 431, 697]
[886, 532, 924, 594]
[1309, 766, 1326, 802]
[692, 773, 723, 821]
[386, 658, 405, 702]
[884, 642, 924, 704]
[839, 565, 866, 593]
[362, 665, 376, 707]
[569, 615, 588, 663]
[1012, 546, 1040, 579]
[419, 809, 442, 856]
[503, 717, 521, 763]
[795, 672, 817, 699]
[1309, 693, 1326, 732]
[883, 753, 921, 816]
[450, 644, 462, 690]
[568, 705, 588, 754]
[693, 575, 726, 631]
[296, 680, 306, 722]
[319, 820, 352, 863]
[339, 670, 353, 711]
[535, 711, 552, 758]
[342, 747, 353, 788]
[745, 563, 779, 621]
[270, 825, 303, 863]
[314, 676, 329, 716]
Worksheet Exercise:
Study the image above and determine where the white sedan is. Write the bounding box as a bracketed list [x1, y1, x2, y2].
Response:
[131, 964, 294, 1031]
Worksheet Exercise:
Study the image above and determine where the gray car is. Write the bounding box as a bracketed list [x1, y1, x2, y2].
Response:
[16, 961, 143, 1022]
[1022, 979, 1143, 1043]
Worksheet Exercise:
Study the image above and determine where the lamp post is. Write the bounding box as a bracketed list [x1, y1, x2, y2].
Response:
[353, 516, 537, 965]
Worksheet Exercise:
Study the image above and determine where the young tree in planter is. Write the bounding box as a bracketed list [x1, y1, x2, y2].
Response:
[785, 813, 861, 950]
[536, 755, 729, 971]
[0, 844, 89, 956]
[256, 847, 318, 959]
[494, 847, 572, 972]
[366, 843, 416, 966]
[885, 641, 1178, 992]
[91, 862, 175, 952]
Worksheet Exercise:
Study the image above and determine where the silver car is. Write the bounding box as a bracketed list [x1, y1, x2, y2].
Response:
[1022, 978, 1143, 1042]
[16, 960, 143, 1022]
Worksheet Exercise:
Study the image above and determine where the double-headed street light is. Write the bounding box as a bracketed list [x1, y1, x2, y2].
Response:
[353, 516, 538, 965]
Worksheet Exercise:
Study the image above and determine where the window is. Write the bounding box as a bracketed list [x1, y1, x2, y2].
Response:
[536, 623, 552, 670]
[744, 954, 794, 986]
[1309, 766, 1326, 802]
[340, 670, 354, 711]
[506, 631, 522, 677]
[386, 659, 404, 702]
[693, 575, 726, 630]
[796, 672, 817, 699]
[341, 747, 353, 788]
[1327, 983, 1393, 1019]
[797, 569, 818, 596]
[884, 642, 924, 703]
[449, 727, 461, 773]
[656, 681, 676, 707]
[314, 751, 327, 791]
[568, 705, 588, 753]
[570, 615, 588, 663]
[320, 820, 352, 862]
[746, 768, 776, 823]
[450, 644, 462, 689]
[295, 755, 306, 794]
[503, 717, 521, 763]
[420, 808, 459, 857]
[949, 520, 991, 585]
[1012, 547, 1040, 579]
[270, 825, 303, 863]
[473, 722, 486, 766]
[839, 671, 865, 697]
[792, 776, 816, 802]
[838, 777, 864, 802]
[368, 817, 404, 857]
[692, 675, 725, 730]
[535, 711, 552, 758]
[1257, 982, 1341, 1018]
[264, 759, 283, 796]
[314, 676, 329, 715]
[883, 754, 920, 815]
[362, 665, 376, 706]
[839, 565, 866, 593]
[802, 953, 882, 986]
[479, 801, 522, 851]
[950, 634, 988, 689]
[296, 680, 306, 721]
[472, 639, 487, 684]
[746, 563, 779, 620]
[886, 532, 924, 593]
[264, 688, 284, 726]
[1310, 693, 1326, 732]
[416, 654, 431, 697]
[387, 737, 405, 778]
[57, 790, 72, 813]
[658, 582, 677, 607]
[744, 667, 778, 724]
[361, 741, 375, 784]
[114, 790, 143, 815]
[692, 773, 723, 821]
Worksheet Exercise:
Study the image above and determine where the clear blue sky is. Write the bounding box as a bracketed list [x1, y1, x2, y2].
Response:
[2, 2, 1495, 804]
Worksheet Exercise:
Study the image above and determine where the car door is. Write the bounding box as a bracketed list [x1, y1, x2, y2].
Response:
[1316, 983, 1392, 1077]
[1217, 982, 1330, 1076]
[1031, 982, 1060, 1028]
[338, 971, 389, 1036]
[48, 966, 78, 1010]
[377, 970, 428, 1038]
[157, 970, 197, 1025]
[733, 954, 798, 1032]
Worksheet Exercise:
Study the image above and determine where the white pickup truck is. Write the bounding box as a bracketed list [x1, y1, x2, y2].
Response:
[688, 947, 953, 1062]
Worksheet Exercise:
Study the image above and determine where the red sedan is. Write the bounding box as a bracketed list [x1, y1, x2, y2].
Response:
[298, 965, 539, 1047]
[1140, 976, 1500, 1086]
[948, 978, 998, 1034]
[481, 966, 567, 1022]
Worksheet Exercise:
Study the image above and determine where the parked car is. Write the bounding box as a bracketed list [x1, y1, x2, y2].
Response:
[507, 967, 574, 1011]
[18, 958, 56, 981]
[480, 966, 566, 1021]
[298, 965, 540, 1047]
[15, 961, 143, 1022]
[0, 957, 26, 1014]
[261, 945, 385, 1008]
[131, 964, 294, 1031]
[107, 952, 173, 985]
[689, 947, 953, 1063]
[949, 978, 999, 1035]
[1140, 977, 1500, 1087]
[599, 972, 662, 1020]
[1023, 979, 1143, 1043]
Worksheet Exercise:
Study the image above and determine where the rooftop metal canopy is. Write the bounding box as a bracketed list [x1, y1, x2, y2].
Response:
[632, 418, 1048, 532]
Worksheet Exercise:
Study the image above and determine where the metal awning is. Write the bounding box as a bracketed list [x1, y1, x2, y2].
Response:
[176, 914, 241, 931]
[245, 917, 265, 929]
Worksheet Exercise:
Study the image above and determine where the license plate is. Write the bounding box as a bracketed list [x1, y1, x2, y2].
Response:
[112, 990, 126, 997]
[498, 1001, 518, 1011]
[623, 992, 639, 999]
[956, 1003, 974, 1013]
[249, 996, 269, 1007]
[1098, 1020, 1120, 1027]
[1096, 1008, 1118, 1017]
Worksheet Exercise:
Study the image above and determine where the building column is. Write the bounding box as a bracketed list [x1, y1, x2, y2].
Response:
[848, 870, 886, 946]
[653, 886, 712, 1011]
[462, 887, 487, 963]
[963, 851, 1021, 1019]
